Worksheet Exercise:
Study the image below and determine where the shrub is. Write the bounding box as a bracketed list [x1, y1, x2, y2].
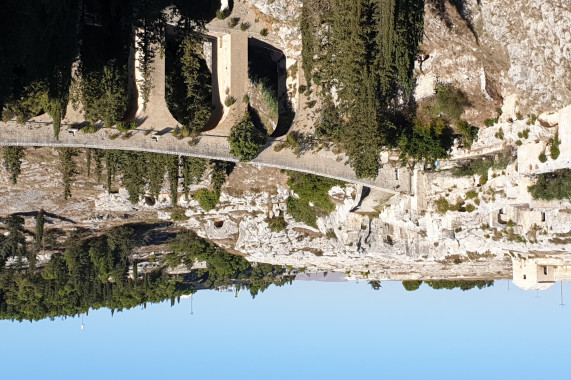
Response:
[116, 121, 137, 133]
[242, 94, 250, 104]
[516, 139, 522, 146]
[240, 22, 251, 31]
[398, 118, 454, 164]
[452, 157, 508, 180]
[228, 113, 267, 161]
[81, 124, 98, 134]
[287, 172, 342, 213]
[193, 189, 220, 211]
[216, 10, 227, 19]
[465, 203, 475, 213]
[484, 118, 498, 127]
[549, 133, 561, 160]
[171, 210, 189, 221]
[516, 112, 523, 120]
[252, 79, 278, 120]
[522, 128, 530, 139]
[228, 17, 239, 28]
[538, 152, 547, 163]
[224, 96, 236, 107]
[457, 120, 479, 149]
[495, 128, 504, 140]
[435, 197, 451, 213]
[528, 170, 571, 200]
[286, 197, 317, 227]
[260, 28, 268, 36]
[266, 216, 287, 232]
[429, 84, 470, 122]
[527, 114, 537, 125]
[466, 190, 478, 199]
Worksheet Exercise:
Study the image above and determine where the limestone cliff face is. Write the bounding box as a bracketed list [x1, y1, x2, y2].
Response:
[474, 0, 571, 112]
[417, 0, 570, 120]
[249, 0, 303, 58]
[247, 0, 569, 117]
[250, 0, 301, 23]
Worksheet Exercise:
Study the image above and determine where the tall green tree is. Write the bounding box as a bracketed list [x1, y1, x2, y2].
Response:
[35, 210, 45, 251]
[57, 148, 79, 200]
[2, 147, 26, 184]
[81, 59, 128, 127]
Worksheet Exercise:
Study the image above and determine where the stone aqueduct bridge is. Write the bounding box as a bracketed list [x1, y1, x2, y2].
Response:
[0, 27, 412, 195]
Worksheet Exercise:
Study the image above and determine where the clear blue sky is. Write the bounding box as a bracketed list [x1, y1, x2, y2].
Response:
[1, 280, 570, 380]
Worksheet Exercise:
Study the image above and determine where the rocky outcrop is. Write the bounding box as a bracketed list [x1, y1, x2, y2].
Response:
[417, 0, 570, 121]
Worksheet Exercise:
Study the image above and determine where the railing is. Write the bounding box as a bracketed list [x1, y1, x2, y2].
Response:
[0, 120, 411, 194]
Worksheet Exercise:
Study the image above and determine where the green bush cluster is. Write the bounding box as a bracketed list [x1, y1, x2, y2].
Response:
[285, 172, 344, 227]
[452, 155, 511, 184]
[465, 190, 478, 199]
[266, 216, 287, 232]
[286, 197, 317, 227]
[165, 34, 212, 138]
[528, 170, 571, 200]
[228, 17, 239, 28]
[429, 84, 471, 122]
[485, 118, 498, 127]
[193, 189, 220, 211]
[228, 113, 267, 161]
[0, 220, 295, 321]
[457, 120, 479, 149]
[549, 133, 561, 160]
[425, 280, 494, 291]
[301, 0, 425, 177]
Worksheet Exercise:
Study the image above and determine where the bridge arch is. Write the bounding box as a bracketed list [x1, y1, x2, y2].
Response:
[246, 38, 294, 137]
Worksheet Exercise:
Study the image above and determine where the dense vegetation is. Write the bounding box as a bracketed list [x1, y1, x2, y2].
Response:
[402, 280, 494, 291]
[0, 221, 294, 322]
[452, 154, 511, 185]
[303, 0, 430, 177]
[0, 0, 80, 139]
[229, 113, 267, 161]
[1, 0, 219, 137]
[528, 170, 571, 201]
[165, 33, 213, 136]
[424, 280, 494, 291]
[192, 160, 233, 211]
[286, 172, 344, 227]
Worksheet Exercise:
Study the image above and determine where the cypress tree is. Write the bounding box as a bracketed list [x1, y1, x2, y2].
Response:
[57, 148, 79, 200]
[36, 209, 45, 250]
[2, 146, 26, 184]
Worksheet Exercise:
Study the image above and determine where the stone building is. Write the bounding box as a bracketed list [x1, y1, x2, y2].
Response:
[512, 255, 571, 291]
